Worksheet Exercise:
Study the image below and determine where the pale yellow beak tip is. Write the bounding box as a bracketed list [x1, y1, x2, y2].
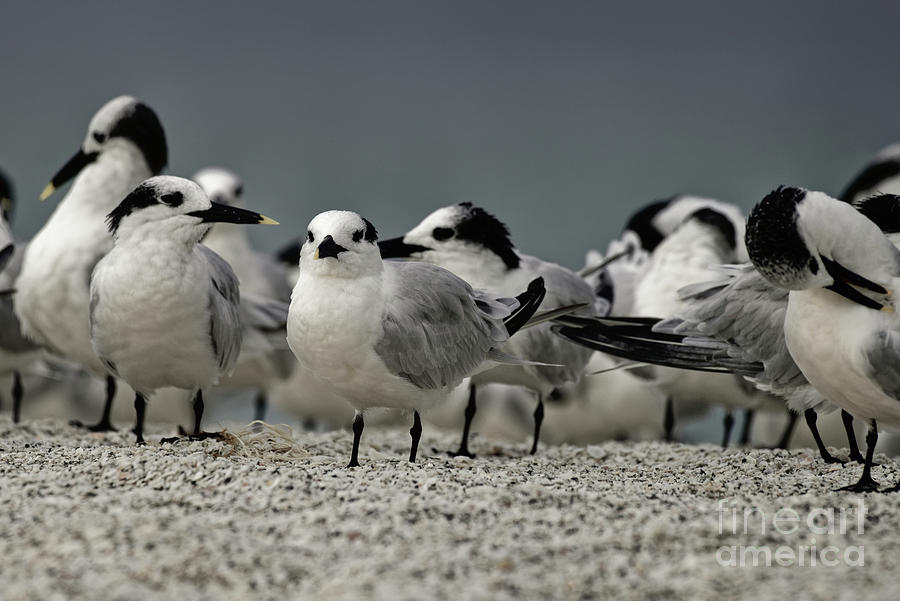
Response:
[258, 215, 279, 225]
[39, 183, 55, 201]
[881, 305, 895, 313]
[313, 248, 319, 260]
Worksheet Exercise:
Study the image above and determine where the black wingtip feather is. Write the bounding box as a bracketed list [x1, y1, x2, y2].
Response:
[503, 277, 546, 335]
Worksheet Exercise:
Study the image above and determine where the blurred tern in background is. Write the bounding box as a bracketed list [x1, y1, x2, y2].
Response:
[194, 167, 294, 421]
[0, 169, 41, 422]
[15, 96, 168, 431]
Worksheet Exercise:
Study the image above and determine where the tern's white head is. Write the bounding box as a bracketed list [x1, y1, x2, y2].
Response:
[300, 211, 382, 278]
[624, 194, 747, 260]
[747, 186, 896, 310]
[40, 95, 168, 201]
[193, 167, 244, 207]
[107, 175, 277, 242]
[378, 202, 520, 270]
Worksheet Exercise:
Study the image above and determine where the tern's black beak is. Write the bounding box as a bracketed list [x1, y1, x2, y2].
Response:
[316, 235, 347, 260]
[822, 256, 890, 310]
[40, 148, 99, 200]
[188, 201, 279, 225]
[378, 236, 430, 259]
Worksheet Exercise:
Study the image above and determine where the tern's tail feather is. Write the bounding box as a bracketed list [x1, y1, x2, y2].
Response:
[550, 316, 762, 377]
[503, 277, 546, 336]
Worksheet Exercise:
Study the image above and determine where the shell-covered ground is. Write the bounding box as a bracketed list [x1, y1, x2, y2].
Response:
[1, 418, 898, 601]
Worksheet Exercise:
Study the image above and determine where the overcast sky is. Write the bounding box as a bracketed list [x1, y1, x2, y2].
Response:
[2, 0, 899, 266]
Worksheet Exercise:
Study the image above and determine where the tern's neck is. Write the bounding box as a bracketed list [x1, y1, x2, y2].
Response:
[65, 141, 153, 213]
[114, 221, 206, 250]
[422, 247, 515, 282]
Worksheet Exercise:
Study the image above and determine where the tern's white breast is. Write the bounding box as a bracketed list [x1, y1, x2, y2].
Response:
[90, 241, 220, 395]
[287, 271, 445, 411]
[785, 289, 900, 429]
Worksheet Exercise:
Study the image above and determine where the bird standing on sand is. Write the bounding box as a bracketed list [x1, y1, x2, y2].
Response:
[89, 176, 278, 443]
[286, 210, 546, 467]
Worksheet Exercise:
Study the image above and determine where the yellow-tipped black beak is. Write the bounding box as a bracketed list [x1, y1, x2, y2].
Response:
[40, 148, 99, 200]
[188, 201, 278, 225]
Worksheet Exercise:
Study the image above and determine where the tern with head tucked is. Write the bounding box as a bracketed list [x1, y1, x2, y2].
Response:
[286, 210, 547, 467]
[89, 176, 278, 444]
[15, 96, 167, 431]
[378, 202, 595, 457]
[745, 186, 900, 492]
[194, 167, 294, 421]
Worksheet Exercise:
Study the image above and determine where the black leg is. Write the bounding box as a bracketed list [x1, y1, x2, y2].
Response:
[348, 412, 364, 468]
[71, 375, 118, 432]
[721, 411, 735, 448]
[663, 397, 675, 442]
[253, 391, 267, 422]
[133, 393, 147, 445]
[738, 409, 755, 446]
[838, 422, 880, 493]
[409, 411, 422, 463]
[449, 384, 477, 458]
[529, 395, 544, 455]
[775, 410, 799, 449]
[804, 409, 843, 464]
[12, 371, 23, 424]
[842, 410, 866, 464]
[160, 390, 223, 444]
[192, 389, 204, 436]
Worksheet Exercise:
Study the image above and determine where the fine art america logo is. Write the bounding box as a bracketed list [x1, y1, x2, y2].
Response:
[716, 500, 866, 567]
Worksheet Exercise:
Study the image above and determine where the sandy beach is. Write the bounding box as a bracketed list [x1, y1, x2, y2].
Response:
[1, 418, 898, 600]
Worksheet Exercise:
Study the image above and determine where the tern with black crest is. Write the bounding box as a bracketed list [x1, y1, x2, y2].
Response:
[89, 176, 278, 444]
[378, 203, 596, 457]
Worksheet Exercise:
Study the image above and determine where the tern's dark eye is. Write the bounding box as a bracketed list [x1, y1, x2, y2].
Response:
[432, 227, 454, 241]
[92, 132, 106, 144]
[160, 192, 183, 207]
[234, 185, 243, 198]
[307, 231, 314, 243]
[352, 229, 364, 243]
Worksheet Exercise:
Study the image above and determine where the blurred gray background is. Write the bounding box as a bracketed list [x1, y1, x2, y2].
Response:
[2, 0, 899, 267]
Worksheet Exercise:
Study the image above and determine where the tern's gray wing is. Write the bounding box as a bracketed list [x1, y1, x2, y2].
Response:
[254, 250, 293, 302]
[198, 245, 242, 374]
[659, 264, 809, 395]
[516, 256, 595, 384]
[864, 330, 900, 401]
[376, 262, 515, 390]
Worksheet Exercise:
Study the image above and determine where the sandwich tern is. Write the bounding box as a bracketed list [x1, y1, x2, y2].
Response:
[378, 202, 595, 457]
[89, 176, 278, 443]
[286, 210, 546, 467]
